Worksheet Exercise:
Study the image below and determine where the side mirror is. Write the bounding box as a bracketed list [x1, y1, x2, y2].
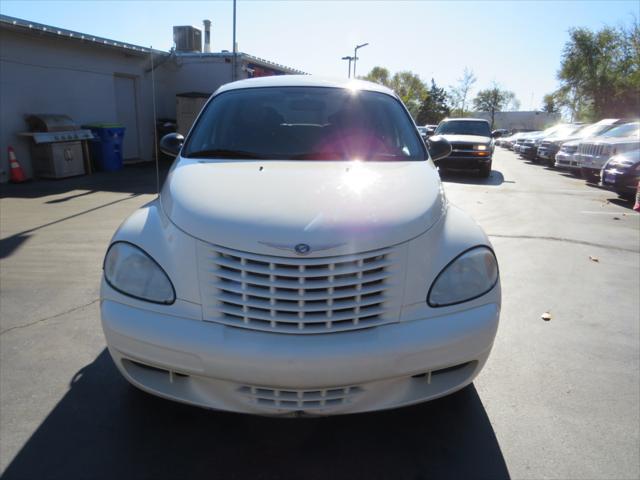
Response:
[159, 132, 184, 157]
[427, 135, 452, 162]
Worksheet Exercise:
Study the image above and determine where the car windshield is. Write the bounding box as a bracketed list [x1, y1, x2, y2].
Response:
[182, 87, 425, 161]
[547, 124, 582, 137]
[435, 120, 491, 137]
[600, 122, 640, 138]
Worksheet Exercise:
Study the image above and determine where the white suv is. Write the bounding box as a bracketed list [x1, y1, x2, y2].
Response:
[100, 76, 501, 416]
[577, 122, 640, 182]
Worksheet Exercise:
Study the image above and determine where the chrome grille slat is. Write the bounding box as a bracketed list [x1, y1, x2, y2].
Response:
[218, 304, 386, 323]
[213, 255, 392, 278]
[200, 243, 397, 334]
[212, 268, 391, 290]
[217, 291, 387, 312]
[210, 244, 393, 265]
[213, 281, 386, 301]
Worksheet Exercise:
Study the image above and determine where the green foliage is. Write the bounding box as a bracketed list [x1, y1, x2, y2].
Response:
[416, 79, 451, 125]
[363, 67, 428, 118]
[472, 83, 519, 128]
[363, 66, 391, 87]
[473, 86, 519, 113]
[554, 20, 640, 120]
[542, 93, 559, 113]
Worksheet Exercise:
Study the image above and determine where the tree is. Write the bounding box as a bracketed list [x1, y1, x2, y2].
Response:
[448, 67, 476, 117]
[363, 67, 428, 118]
[472, 83, 520, 128]
[554, 20, 640, 120]
[363, 66, 391, 87]
[541, 93, 559, 113]
[416, 79, 451, 125]
[388, 71, 428, 118]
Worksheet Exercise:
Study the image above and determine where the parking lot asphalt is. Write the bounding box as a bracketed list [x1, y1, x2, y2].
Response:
[1, 150, 638, 480]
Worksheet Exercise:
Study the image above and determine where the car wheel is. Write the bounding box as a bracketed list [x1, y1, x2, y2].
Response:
[479, 163, 492, 178]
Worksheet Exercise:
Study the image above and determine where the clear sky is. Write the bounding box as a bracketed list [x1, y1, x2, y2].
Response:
[1, 1, 637, 109]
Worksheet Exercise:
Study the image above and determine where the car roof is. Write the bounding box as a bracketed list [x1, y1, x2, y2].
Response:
[440, 118, 490, 123]
[214, 75, 398, 98]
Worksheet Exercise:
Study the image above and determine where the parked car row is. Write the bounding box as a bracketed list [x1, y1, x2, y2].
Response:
[498, 119, 640, 200]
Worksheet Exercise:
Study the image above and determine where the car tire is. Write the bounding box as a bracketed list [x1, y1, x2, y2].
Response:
[581, 168, 598, 184]
[479, 163, 492, 178]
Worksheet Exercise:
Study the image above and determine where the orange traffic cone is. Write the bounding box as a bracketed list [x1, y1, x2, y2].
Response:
[8, 146, 27, 183]
[633, 182, 640, 213]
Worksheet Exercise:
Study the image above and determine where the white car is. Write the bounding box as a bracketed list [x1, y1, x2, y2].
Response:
[554, 139, 582, 171]
[100, 76, 501, 416]
[552, 120, 622, 170]
[577, 121, 640, 182]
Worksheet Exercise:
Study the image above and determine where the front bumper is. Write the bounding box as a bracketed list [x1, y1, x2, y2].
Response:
[437, 155, 492, 170]
[520, 145, 538, 159]
[554, 152, 580, 169]
[537, 146, 559, 161]
[601, 167, 639, 194]
[101, 298, 499, 415]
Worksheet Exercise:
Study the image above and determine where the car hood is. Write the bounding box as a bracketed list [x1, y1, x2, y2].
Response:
[581, 135, 640, 145]
[161, 158, 446, 256]
[545, 134, 581, 144]
[439, 134, 491, 144]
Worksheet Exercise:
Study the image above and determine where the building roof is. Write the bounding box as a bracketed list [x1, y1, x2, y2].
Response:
[0, 14, 165, 57]
[172, 51, 306, 75]
[0, 14, 305, 74]
[215, 75, 396, 97]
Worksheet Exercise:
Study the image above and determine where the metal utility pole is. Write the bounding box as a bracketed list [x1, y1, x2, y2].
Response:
[341, 56, 354, 78]
[353, 42, 369, 79]
[232, 0, 237, 81]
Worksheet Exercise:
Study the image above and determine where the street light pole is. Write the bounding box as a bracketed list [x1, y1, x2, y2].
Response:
[341, 56, 354, 78]
[353, 42, 369, 79]
[232, 0, 237, 81]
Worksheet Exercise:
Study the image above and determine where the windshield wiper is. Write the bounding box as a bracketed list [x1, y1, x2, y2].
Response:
[183, 149, 265, 159]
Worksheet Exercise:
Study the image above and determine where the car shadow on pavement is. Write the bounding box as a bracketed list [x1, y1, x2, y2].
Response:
[3, 350, 510, 480]
[0, 162, 170, 199]
[440, 169, 508, 187]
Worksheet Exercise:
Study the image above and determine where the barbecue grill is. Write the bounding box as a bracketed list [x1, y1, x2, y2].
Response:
[21, 114, 94, 178]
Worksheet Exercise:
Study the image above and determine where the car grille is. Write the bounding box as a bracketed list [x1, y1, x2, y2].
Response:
[450, 142, 487, 157]
[561, 145, 578, 154]
[199, 243, 401, 334]
[579, 143, 606, 156]
[238, 384, 363, 410]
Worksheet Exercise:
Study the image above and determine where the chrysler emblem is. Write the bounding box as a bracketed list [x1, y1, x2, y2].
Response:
[294, 243, 311, 255]
[258, 241, 346, 255]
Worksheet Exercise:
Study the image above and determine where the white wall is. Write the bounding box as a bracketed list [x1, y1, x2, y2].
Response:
[155, 54, 238, 118]
[473, 111, 562, 130]
[0, 28, 155, 181]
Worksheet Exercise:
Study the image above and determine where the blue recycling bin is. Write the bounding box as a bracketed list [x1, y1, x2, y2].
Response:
[84, 123, 126, 171]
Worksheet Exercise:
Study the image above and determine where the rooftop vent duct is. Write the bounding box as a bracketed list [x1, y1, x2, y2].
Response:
[173, 25, 202, 53]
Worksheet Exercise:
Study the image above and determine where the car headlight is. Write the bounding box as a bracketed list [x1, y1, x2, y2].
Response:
[474, 145, 488, 151]
[103, 242, 175, 304]
[608, 156, 637, 168]
[428, 246, 498, 307]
